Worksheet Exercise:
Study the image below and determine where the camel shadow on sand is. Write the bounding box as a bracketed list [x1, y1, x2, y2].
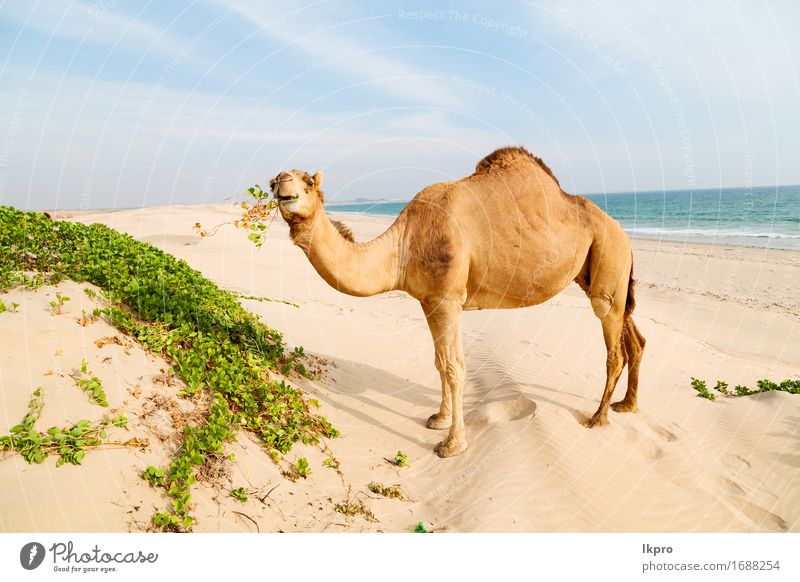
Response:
[300, 350, 567, 449]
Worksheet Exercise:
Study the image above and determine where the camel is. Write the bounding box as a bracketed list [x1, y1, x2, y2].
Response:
[270, 146, 646, 457]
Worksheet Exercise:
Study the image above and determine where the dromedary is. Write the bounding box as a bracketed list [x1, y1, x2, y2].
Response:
[270, 146, 646, 457]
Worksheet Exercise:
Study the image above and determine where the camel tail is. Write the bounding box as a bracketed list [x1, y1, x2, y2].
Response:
[624, 254, 636, 317]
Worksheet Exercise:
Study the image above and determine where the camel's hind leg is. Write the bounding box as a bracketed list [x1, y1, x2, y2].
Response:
[611, 317, 646, 413]
[578, 233, 634, 428]
[582, 301, 625, 428]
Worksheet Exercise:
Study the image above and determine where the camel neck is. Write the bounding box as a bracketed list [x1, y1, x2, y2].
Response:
[289, 210, 404, 297]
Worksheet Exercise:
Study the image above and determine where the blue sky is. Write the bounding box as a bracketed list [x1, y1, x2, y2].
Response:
[0, 0, 798, 209]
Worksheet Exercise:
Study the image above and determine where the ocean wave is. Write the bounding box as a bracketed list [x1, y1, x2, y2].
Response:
[624, 227, 800, 239]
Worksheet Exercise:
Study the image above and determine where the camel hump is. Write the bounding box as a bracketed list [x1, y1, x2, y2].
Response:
[474, 146, 560, 187]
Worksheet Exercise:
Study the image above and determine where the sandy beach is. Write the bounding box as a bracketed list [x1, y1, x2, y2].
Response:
[1, 203, 798, 532]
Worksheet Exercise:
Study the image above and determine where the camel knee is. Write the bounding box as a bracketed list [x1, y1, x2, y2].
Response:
[590, 293, 613, 319]
[444, 359, 465, 386]
[606, 348, 624, 375]
[434, 353, 445, 373]
[434, 352, 465, 385]
[624, 319, 646, 364]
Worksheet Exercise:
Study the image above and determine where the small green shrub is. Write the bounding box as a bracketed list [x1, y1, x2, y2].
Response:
[231, 487, 249, 502]
[368, 482, 406, 499]
[334, 500, 377, 522]
[295, 457, 311, 478]
[394, 450, 410, 467]
[49, 292, 70, 314]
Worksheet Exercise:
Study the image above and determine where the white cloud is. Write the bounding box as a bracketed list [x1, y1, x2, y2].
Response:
[0, 67, 500, 209]
[0, 0, 198, 64]
[218, 1, 464, 108]
[536, 0, 800, 103]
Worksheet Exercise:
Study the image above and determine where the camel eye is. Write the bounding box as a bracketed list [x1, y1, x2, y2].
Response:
[306, 179, 314, 187]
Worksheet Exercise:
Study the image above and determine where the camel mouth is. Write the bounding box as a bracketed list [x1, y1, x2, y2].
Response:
[275, 194, 300, 202]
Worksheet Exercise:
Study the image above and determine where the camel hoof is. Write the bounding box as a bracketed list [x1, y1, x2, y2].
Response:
[426, 413, 451, 430]
[581, 414, 608, 429]
[434, 437, 467, 458]
[611, 400, 638, 413]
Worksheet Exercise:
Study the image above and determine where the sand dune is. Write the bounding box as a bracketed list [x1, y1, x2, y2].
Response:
[1, 204, 798, 532]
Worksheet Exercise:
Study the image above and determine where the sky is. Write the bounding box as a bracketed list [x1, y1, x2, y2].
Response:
[0, 0, 798, 209]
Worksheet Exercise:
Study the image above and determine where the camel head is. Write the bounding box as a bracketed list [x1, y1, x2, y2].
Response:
[270, 169, 324, 220]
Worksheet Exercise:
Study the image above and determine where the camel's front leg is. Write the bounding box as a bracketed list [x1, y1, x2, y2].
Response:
[422, 304, 451, 429]
[423, 300, 467, 458]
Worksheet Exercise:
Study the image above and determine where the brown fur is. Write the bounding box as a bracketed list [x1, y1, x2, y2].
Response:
[422, 234, 454, 278]
[401, 191, 458, 282]
[330, 218, 354, 242]
[474, 146, 561, 187]
[290, 216, 354, 246]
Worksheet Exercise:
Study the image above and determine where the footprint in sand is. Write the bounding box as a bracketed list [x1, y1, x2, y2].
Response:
[727, 496, 787, 532]
[466, 395, 537, 426]
[623, 426, 664, 460]
[711, 475, 747, 496]
[721, 453, 752, 471]
[647, 422, 678, 442]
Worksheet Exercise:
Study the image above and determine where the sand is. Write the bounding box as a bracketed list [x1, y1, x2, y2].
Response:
[1, 203, 798, 532]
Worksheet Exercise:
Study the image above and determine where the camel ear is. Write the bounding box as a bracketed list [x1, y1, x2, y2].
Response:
[312, 171, 324, 189]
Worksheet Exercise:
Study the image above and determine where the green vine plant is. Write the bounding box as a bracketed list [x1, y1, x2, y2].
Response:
[0, 388, 133, 466]
[691, 377, 800, 401]
[143, 465, 166, 487]
[71, 359, 109, 407]
[0, 206, 339, 531]
[323, 454, 339, 470]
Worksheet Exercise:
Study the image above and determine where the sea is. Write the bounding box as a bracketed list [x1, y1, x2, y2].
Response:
[328, 185, 800, 251]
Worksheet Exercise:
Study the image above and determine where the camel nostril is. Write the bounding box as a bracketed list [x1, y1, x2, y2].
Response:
[278, 172, 293, 183]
